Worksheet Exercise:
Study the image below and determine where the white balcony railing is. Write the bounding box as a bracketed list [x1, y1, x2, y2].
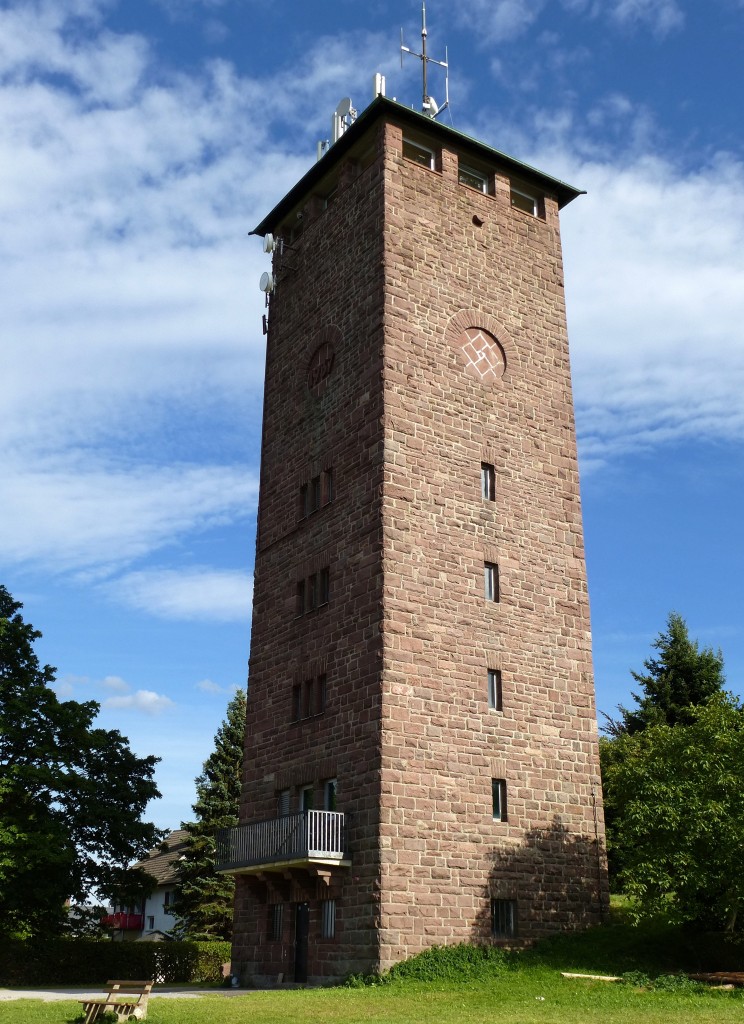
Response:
[215, 810, 347, 872]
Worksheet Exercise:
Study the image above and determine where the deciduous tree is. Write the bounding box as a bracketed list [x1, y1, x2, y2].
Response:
[0, 585, 162, 938]
[603, 694, 744, 931]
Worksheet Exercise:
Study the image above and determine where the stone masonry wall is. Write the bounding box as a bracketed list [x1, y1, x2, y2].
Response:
[376, 120, 607, 968]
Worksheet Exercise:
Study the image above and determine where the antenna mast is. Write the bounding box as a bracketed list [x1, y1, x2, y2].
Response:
[401, 1, 449, 118]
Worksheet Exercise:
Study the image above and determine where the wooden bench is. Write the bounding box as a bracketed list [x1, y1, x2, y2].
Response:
[79, 980, 154, 1023]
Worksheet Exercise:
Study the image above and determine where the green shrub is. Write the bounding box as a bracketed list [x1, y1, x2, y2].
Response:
[345, 943, 508, 986]
[0, 938, 231, 986]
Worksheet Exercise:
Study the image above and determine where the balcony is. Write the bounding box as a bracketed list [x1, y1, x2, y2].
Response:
[215, 810, 350, 874]
[100, 913, 144, 930]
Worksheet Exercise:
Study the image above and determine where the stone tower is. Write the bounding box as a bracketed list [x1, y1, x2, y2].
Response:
[219, 94, 608, 985]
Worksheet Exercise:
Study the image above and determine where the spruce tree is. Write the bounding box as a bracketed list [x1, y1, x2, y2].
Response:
[619, 611, 725, 734]
[173, 687, 246, 939]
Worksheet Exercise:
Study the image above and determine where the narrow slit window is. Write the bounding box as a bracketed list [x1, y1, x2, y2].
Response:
[488, 669, 502, 711]
[324, 777, 337, 811]
[278, 789, 291, 816]
[291, 685, 301, 722]
[319, 567, 330, 605]
[481, 463, 496, 501]
[320, 899, 336, 939]
[303, 679, 314, 718]
[492, 778, 507, 821]
[316, 674, 327, 714]
[268, 903, 284, 941]
[323, 467, 334, 505]
[296, 579, 306, 616]
[310, 475, 321, 513]
[299, 483, 308, 519]
[484, 562, 499, 602]
[307, 573, 318, 612]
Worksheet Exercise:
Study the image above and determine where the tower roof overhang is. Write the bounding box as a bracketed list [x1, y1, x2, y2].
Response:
[251, 95, 584, 237]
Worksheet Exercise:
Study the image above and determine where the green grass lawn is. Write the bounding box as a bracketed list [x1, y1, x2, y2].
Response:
[3, 903, 742, 1024]
[2, 979, 742, 1024]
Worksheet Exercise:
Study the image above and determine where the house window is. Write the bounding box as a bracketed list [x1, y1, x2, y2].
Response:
[147, 916, 155, 930]
[293, 675, 327, 720]
[481, 463, 496, 501]
[278, 789, 291, 816]
[299, 483, 308, 519]
[403, 137, 435, 169]
[484, 562, 499, 602]
[492, 778, 507, 822]
[324, 777, 337, 811]
[268, 903, 283, 941]
[459, 163, 488, 193]
[321, 899, 336, 939]
[491, 899, 516, 939]
[296, 580, 306, 616]
[510, 185, 540, 217]
[163, 891, 174, 914]
[488, 669, 503, 711]
[291, 684, 302, 722]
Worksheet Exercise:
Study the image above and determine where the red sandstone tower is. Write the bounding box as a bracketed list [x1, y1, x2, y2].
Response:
[218, 89, 608, 985]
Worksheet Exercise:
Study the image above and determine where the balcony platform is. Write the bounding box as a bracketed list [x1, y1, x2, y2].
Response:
[216, 810, 350, 876]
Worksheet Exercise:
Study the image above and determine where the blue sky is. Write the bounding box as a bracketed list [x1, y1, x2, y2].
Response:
[1, 0, 743, 831]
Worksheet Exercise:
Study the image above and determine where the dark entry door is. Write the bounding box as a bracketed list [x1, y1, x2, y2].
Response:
[294, 902, 310, 983]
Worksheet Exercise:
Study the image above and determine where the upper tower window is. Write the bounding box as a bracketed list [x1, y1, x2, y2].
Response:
[459, 163, 488, 194]
[403, 137, 436, 170]
[510, 183, 543, 218]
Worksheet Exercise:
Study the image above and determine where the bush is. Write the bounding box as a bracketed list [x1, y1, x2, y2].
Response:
[345, 943, 508, 986]
[0, 939, 231, 986]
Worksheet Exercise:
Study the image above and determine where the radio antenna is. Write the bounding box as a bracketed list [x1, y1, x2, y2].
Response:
[400, 1, 449, 118]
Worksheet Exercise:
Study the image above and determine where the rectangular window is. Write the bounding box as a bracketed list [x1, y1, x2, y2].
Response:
[481, 463, 496, 501]
[307, 573, 318, 612]
[510, 185, 539, 217]
[300, 785, 314, 812]
[268, 903, 284, 941]
[324, 777, 337, 811]
[492, 779, 507, 822]
[488, 669, 503, 711]
[310, 475, 321, 513]
[403, 137, 435, 169]
[318, 567, 330, 606]
[316, 674, 327, 714]
[491, 899, 516, 939]
[320, 899, 336, 939]
[459, 163, 488, 193]
[303, 679, 314, 718]
[291, 684, 301, 722]
[323, 468, 334, 505]
[296, 579, 306, 616]
[278, 789, 291, 816]
[147, 916, 154, 930]
[299, 483, 309, 519]
[484, 562, 499, 602]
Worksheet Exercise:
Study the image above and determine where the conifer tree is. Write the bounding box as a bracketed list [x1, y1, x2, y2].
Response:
[172, 687, 246, 940]
[618, 611, 725, 734]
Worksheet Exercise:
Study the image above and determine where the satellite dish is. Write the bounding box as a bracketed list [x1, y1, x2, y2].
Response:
[336, 97, 352, 118]
[259, 271, 275, 294]
[263, 233, 275, 253]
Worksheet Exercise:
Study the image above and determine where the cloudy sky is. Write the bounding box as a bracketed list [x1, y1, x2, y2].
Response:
[2, 0, 743, 830]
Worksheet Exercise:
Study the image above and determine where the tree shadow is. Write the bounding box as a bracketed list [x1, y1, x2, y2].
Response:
[470, 815, 609, 947]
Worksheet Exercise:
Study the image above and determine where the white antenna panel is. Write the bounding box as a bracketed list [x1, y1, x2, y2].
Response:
[259, 271, 275, 294]
[373, 72, 386, 98]
[263, 233, 275, 253]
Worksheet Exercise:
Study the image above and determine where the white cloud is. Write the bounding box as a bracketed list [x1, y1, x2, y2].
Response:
[101, 675, 130, 692]
[456, 0, 684, 41]
[0, 457, 258, 573]
[196, 678, 238, 694]
[607, 0, 684, 35]
[110, 568, 254, 622]
[103, 689, 176, 714]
